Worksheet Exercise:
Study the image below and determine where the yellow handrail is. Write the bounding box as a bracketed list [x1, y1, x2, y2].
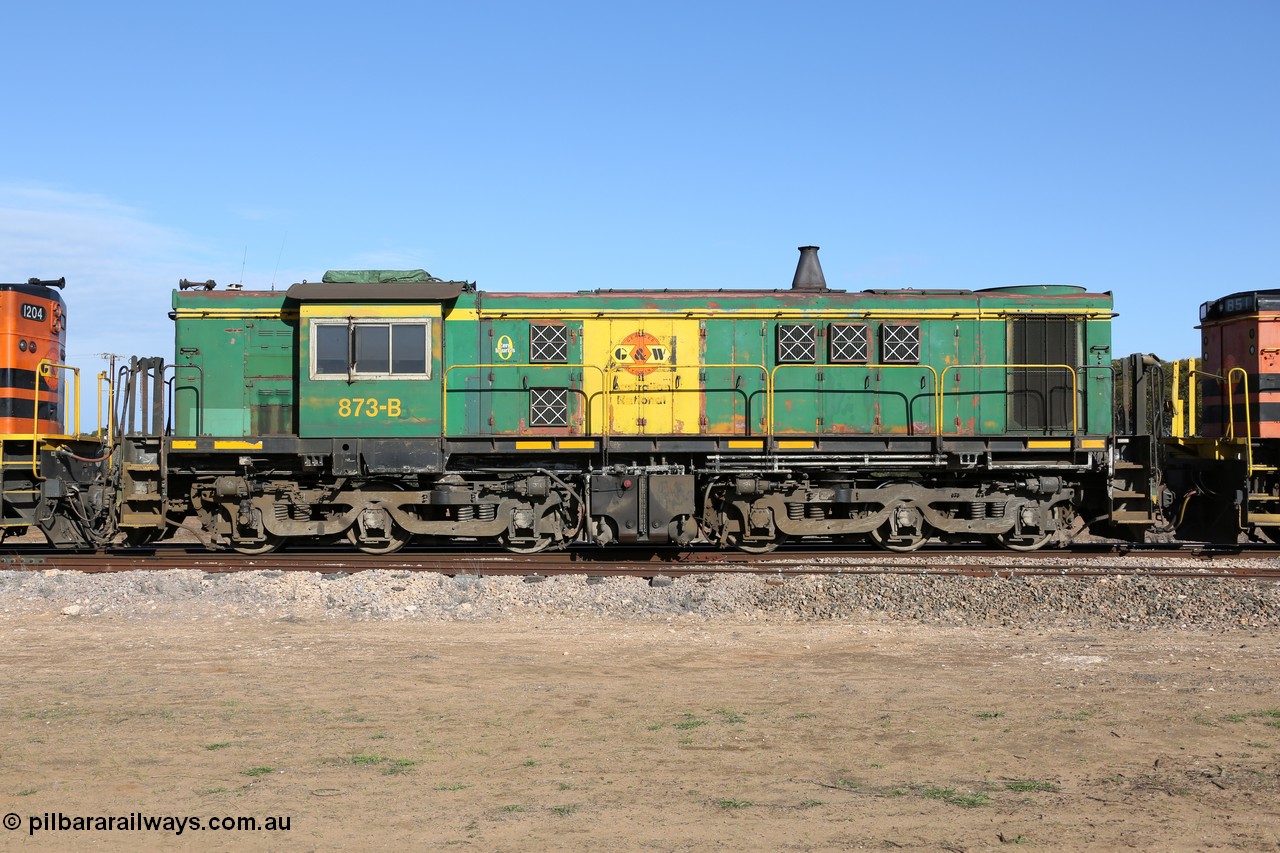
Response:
[1225, 366, 1252, 475]
[442, 362, 767, 438]
[767, 363, 940, 437]
[442, 363, 607, 436]
[938, 363, 1078, 435]
[31, 360, 80, 477]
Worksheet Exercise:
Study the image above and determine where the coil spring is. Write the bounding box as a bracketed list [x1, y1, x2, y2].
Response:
[477, 504, 497, 521]
[787, 503, 804, 520]
[966, 501, 985, 519]
[807, 504, 825, 519]
[990, 502, 1006, 518]
[274, 503, 290, 521]
[456, 505, 476, 521]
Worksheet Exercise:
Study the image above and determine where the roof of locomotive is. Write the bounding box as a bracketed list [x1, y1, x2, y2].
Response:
[171, 280, 1114, 315]
[1199, 289, 1280, 323]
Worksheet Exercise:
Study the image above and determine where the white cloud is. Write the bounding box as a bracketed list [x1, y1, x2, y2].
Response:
[0, 184, 212, 423]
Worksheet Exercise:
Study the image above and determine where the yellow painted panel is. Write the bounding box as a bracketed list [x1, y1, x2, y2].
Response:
[778, 440, 816, 449]
[558, 440, 596, 449]
[582, 318, 701, 435]
[171, 440, 197, 449]
[515, 440, 553, 450]
[729, 440, 764, 449]
[1027, 440, 1071, 449]
[214, 440, 263, 450]
[1080, 439, 1106, 449]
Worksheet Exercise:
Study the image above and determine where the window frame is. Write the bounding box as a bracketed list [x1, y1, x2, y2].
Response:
[776, 323, 818, 364]
[309, 318, 433, 380]
[529, 387, 569, 427]
[880, 323, 921, 364]
[827, 323, 870, 364]
[530, 323, 569, 364]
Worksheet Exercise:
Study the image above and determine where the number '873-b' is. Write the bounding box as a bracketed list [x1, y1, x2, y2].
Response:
[337, 398, 402, 418]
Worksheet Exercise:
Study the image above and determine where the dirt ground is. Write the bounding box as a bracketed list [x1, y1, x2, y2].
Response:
[0, 614, 1278, 852]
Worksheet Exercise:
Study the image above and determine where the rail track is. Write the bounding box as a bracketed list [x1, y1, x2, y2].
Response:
[2, 543, 1280, 580]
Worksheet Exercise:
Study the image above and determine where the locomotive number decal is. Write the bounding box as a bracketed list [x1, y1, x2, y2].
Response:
[337, 398, 403, 418]
[21, 303, 46, 322]
[611, 331, 670, 377]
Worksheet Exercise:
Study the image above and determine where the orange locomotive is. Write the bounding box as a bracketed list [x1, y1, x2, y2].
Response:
[0, 277, 68, 436]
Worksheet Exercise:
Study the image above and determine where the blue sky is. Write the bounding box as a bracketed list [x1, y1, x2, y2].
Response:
[2, 0, 1276, 381]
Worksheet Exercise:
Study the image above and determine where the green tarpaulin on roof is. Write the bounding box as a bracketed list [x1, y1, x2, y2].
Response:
[321, 269, 437, 283]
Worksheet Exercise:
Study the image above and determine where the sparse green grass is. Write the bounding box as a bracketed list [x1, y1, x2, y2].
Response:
[975, 711, 1004, 719]
[384, 759, 417, 775]
[717, 709, 746, 724]
[799, 799, 823, 808]
[434, 783, 471, 791]
[198, 787, 228, 795]
[350, 754, 385, 766]
[1223, 710, 1280, 728]
[791, 712, 817, 720]
[240, 767, 274, 777]
[1003, 779, 1059, 793]
[833, 778, 859, 791]
[558, 782, 574, 791]
[678, 736, 694, 745]
[921, 787, 989, 808]
[549, 805, 579, 816]
[14, 789, 36, 797]
[646, 723, 663, 731]
[713, 799, 752, 809]
[869, 762, 884, 769]
[674, 714, 708, 730]
[1045, 711, 1093, 721]
[371, 733, 389, 740]
[500, 805, 525, 813]
[204, 742, 232, 751]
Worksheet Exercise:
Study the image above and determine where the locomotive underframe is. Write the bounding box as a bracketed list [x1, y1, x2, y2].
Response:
[123, 435, 1111, 554]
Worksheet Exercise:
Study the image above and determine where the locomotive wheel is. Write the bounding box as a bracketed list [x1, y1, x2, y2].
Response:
[994, 529, 1053, 551]
[869, 522, 928, 552]
[726, 531, 786, 554]
[231, 534, 285, 555]
[347, 524, 409, 555]
[500, 531, 553, 554]
[347, 505, 409, 555]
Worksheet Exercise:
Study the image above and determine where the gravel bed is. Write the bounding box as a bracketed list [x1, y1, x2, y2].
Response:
[1, 567, 1279, 629]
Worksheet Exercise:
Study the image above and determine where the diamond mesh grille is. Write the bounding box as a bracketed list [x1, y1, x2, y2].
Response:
[881, 324, 920, 363]
[530, 324, 568, 363]
[828, 324, 869, 363]
[776, 324, 816, 363]
[529, 388, 568, 427]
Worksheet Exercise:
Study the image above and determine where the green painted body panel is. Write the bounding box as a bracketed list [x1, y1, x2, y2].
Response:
[171, 283, 1114, 442]
[296, 308, 443, 439]
[442, 287, 1113, 439]
[171, 291, 295, 437]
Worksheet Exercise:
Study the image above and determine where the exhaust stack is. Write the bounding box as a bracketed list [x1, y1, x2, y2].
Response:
[791, 246, 827, 291]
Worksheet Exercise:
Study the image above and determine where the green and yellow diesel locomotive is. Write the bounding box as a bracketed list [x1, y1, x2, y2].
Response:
[111, 248, 1135, 553]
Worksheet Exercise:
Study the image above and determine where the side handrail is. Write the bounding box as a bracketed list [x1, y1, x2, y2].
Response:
[442, 363, 607, 438]
[32, 360, 80, 477]
[768, 363, 939, 437]
[939, 363, 1078, 435]
[1225, 366, 1253, 474]
[444, 362, 768, 439]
